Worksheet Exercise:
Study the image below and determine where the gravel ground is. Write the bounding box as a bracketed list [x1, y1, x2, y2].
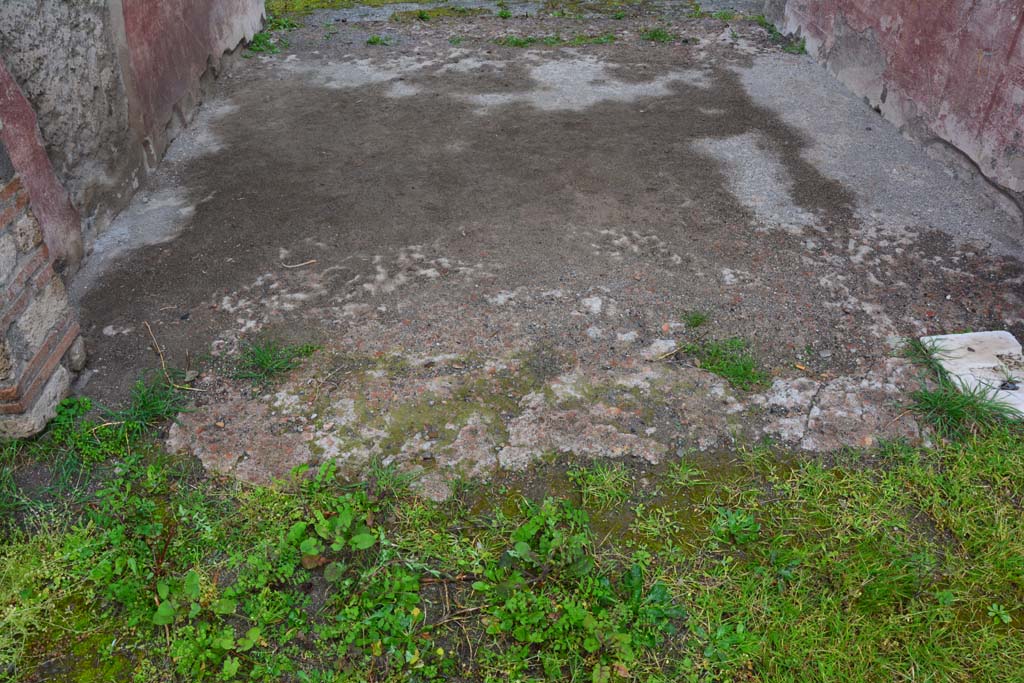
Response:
[71, 8, 1023, 495]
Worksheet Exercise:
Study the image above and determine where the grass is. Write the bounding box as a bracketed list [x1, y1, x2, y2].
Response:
[682, 311, 708, 329]
[568, 462, 631, 510]
[497, 33, 617, 48]
[640, 28, 677, 43]
[267, 0, 431, 13]
[390, 6, 487, 22]
[232, 340, 317, 388]
[1, 375, 1023, 681]
[783, 37, 807, 54]
[2, 330, 1023, 682]
[754, 14, 807, 54]
[903, 337, 1021, 440]
[681, 338, 770, 390]
[367, 34, 392, 45]
[265, 14, 300, 30]
[247, 31, 284, 54]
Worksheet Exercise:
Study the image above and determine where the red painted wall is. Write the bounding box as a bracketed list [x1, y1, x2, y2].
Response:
[0, 61, 82, 273]
[781, 0, 1024, 196]
[121, 0, 263, 154]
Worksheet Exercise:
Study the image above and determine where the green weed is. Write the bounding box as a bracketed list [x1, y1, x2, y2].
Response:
[5, 366, 1024, 682]
[247, 32, 284, 54]
[712, 10, 736, 21]
[783, 37, 807, 54]
[266, 14, 300, 30]
[268, 0, 432, 13]
[392, 6, 488, 21]
[498, 35, 538, 47]
[366, 34, 393, 45]
[498, 8, 512, 18]
[568, 462, 631, 510]
[754, 14, 806, 54]
[682, 338, 769, 390]
[641, 28, 676, 43]
[682, 310, 708, 328]
[904, 337, 1021, 440]
[232, 341, 317, 388]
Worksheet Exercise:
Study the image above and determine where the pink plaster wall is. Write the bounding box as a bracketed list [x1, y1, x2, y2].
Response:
[0, 61, 83, 273]
[780, 0, 1024, 197]
[121, 0, 263, 152]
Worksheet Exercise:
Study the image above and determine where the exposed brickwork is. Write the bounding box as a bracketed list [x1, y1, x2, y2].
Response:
[0, 172, 81, 436]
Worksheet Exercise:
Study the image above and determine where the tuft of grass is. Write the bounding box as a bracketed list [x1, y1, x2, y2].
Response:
[682, 310, 708, 328]
[247, 32, 284, 54]
[641, 28, 676, 43]
[902, 338, 950, 380]
[711, 10, 736, 21]
[266, 14, 300, 31]
[268, 0, 434, 13]
[754, 14, 806, 53]
[783, 36, 807, 54]
[682, 338, 769, 390]
[392, 6, 488, 22]
[909, 381, 1020, 441]
[568, 462, 631, 510]
[498, 8, 512, 18]
[570, 33, 616, 45]
[233, 341, 317, 388]
[903, 337, 1021, 440]
[106, 373, 190, 436]
[687, 2, 707, 18]
[497, 35, 538, 47]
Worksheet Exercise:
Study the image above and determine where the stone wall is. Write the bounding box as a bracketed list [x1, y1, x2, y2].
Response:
[0, 0, 264, 245]
[768, 0, 1024, 210]
[0, 146, 83, 438]
[0, 0, 262, 437]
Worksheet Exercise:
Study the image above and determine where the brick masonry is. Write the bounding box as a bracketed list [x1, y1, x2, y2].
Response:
[0, 170, 81, 437]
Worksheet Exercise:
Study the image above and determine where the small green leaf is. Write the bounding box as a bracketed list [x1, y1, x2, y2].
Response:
[156, 580, 169, 600]
[152, 601, 176, 625]
[211, 598, 237, 615]
[323, 561, 347, 583]
[287, 521, 307, 544]
[184, 570, 201, 600]
[349, 532, 376, 550]
[222, 656, 240, 678]
[300, 537, 323, 555]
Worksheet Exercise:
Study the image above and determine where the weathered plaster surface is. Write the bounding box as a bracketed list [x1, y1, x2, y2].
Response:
[0, 0, 132, 237]
[0, 0, 263, 244]
[0, 62, 83, 272]
[773, 0, 1024, 204]
[120, 0, 264, 160]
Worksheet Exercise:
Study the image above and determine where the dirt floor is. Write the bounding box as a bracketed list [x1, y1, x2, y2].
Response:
[70, 5, 1024, 498]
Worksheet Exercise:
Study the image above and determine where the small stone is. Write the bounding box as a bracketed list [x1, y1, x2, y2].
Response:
[65, 336, 87, 372]
[641, 339, 677, 361]
[215, 421, 225, 428]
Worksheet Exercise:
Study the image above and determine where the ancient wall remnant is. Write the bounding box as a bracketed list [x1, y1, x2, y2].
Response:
[0, 144, 82, 438]
[0, 0, 263, 436]
[768, 0, 1024, 210]
[0, 0, 263, 245]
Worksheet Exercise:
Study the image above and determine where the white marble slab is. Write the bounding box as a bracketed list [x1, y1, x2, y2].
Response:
[920, 331, 1024, 417]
